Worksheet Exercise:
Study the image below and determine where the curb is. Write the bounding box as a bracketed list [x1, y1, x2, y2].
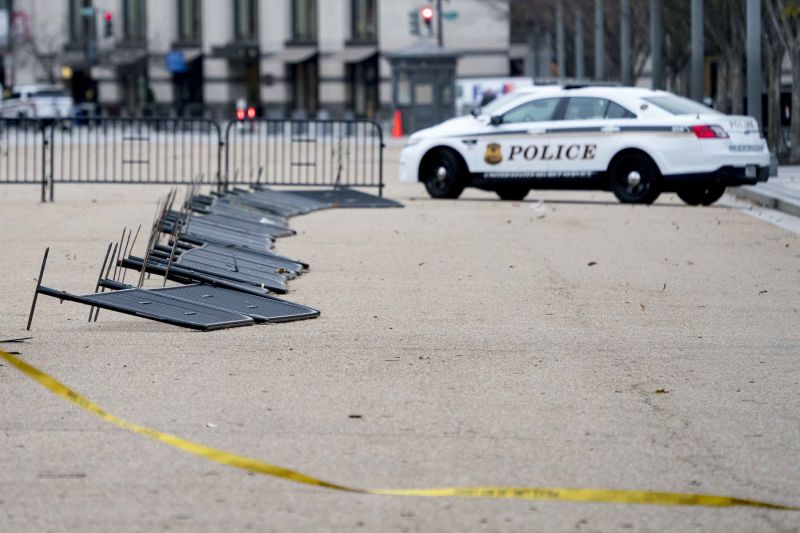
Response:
[730, 186, 800, 219]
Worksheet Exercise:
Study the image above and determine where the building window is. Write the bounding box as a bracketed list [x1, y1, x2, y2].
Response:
[69, 0, 95, 45]
[351, 0, 376, 43]
[234, 0, 258, 41]
[291, 0, 317, 43]
[123, 0, 146, 42]
[177, 0, 202, 44]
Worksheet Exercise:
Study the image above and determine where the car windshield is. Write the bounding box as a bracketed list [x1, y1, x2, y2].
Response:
[642, 94, 721, 116]
[474, 92, 529, 117]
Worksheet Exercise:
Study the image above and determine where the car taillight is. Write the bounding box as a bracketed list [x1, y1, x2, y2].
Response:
[691, 125, 729, 139]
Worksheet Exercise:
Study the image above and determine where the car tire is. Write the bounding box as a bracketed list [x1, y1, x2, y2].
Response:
[677, 184, 726, 206]
[496, 186, 530, 201]
[422, 149, 466, 199]
[610, 153, 662, 204]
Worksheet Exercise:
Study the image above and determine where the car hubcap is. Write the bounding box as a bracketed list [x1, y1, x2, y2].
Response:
[627, 171, 642, 187]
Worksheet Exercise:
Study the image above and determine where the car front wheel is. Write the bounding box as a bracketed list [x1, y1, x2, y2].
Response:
[422, 149, 466, 199]
[610, 153, 661, 204]
[677, 184, 726, 206]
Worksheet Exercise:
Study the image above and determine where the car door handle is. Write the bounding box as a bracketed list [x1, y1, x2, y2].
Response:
[601, 126, 620, 133]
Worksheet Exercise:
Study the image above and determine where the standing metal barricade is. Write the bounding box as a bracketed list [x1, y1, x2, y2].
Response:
[223, 119, 385, 196]
[48, 117, 224, 201]
[0, 119, 49, 202]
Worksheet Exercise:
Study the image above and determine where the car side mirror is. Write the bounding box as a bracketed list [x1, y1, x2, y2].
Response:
[490, 115, 502, 126]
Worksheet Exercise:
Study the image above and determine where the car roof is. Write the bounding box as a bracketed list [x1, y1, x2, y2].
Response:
[513, 85, 666, 98]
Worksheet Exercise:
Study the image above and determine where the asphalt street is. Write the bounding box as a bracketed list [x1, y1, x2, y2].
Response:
[1, 149, 799, 532]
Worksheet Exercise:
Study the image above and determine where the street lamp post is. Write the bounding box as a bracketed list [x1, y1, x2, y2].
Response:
[620, 0, 631, 85]
[556, 1, 566, 80]
[650, 0, 663, 90]
[746, 0, 762, 126]
[690, 0, 704, 101]
[594, 0, 605, 80]
[575, 6, 585, 79]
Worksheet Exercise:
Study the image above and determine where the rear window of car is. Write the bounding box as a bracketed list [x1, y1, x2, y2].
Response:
[563, 97, 637, 120]
[643, 95, 721, 115]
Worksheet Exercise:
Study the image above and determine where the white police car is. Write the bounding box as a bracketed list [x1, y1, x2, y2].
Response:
[399, 86, 770, 205]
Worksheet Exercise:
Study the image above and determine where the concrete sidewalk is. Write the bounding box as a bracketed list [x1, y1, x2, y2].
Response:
[732, 166, 800, 218]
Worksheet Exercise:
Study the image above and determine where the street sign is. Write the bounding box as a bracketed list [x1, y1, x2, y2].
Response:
[443, 11, 458, 20]
[165, 51, 188, 73]
[80, 6, 95, 17]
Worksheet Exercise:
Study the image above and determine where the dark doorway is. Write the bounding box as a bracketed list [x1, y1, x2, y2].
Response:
[288, 56, 319, 116]
[119, 58, 150, 112]
[173, 55, 204, 114]
[346, 54, 378, 119]
[70, 69, 97, 104]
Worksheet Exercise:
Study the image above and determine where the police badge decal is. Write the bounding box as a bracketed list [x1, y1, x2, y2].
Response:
[484, 143, 503, 165]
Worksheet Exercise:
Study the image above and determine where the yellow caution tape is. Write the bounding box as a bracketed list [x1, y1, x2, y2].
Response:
[1, 350, 796, 510]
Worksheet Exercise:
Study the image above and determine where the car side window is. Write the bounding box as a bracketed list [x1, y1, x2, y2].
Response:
[563, 97, 608, 120]
[606, 101, 637, 119]
[502, 98, 561, 124]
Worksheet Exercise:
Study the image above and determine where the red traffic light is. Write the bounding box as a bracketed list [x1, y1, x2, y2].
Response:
[104, 11, 113, 22]
[246, 107, 256, 119]
[421, 6, 434, 21]
[236, 108, 245, 121]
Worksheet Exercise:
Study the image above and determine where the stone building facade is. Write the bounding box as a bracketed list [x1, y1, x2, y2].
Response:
[6, 0, 511, 119]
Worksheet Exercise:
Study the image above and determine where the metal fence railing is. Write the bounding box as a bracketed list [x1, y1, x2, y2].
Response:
[224, 119, 384, 196]
[0, 117, 384, 201]
[0, 118, 48, 201]
[49, 118, 223, 200]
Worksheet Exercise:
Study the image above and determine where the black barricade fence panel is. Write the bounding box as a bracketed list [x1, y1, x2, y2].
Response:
[0, 118, 47, 190]
[224, 119, 384, 193]
[50, 118, 223, 185]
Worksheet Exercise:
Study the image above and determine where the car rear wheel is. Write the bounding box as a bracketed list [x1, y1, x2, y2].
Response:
[496, 186, 530, 201]
[610, 153, 662, 204]
[422, 149, 466, 199]
[677, 184, 726, 206]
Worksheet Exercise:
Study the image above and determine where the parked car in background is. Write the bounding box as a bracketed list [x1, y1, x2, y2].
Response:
[0, 85, 74, 123]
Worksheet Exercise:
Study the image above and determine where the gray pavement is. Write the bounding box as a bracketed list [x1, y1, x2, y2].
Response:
[732, 166, 800, 218]
[1, 163, 800, 531]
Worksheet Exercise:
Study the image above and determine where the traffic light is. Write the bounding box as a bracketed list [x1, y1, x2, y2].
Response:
[103, 11, 113, 38]
[408, 9, 420, 36]
[421, 6, 434, 36]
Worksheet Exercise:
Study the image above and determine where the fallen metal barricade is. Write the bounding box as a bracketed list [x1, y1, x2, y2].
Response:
[27, 248, 255, 331]
[0, 118, 48, 202]
[48, 117, 223, 200]
[224, 119, 385, 196]
[24, 184, 399, 331]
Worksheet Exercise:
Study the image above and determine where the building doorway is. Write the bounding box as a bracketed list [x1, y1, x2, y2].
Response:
[172, 55, 204, 114]
[346, 53, 378, 119]
[69, 69, 97, 103]
[288, 56, 319, 117]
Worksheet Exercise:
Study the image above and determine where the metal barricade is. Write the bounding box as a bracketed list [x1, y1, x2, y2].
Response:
[0, 118, 48, 202]
[49, 117, 223, 200]
[223, 119, 385, 196]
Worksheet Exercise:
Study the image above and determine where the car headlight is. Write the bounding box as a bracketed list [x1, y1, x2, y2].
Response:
[405, 135, 422, 147]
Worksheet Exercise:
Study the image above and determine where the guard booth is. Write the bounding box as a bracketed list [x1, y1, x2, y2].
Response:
[386, 42, 458, 134]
